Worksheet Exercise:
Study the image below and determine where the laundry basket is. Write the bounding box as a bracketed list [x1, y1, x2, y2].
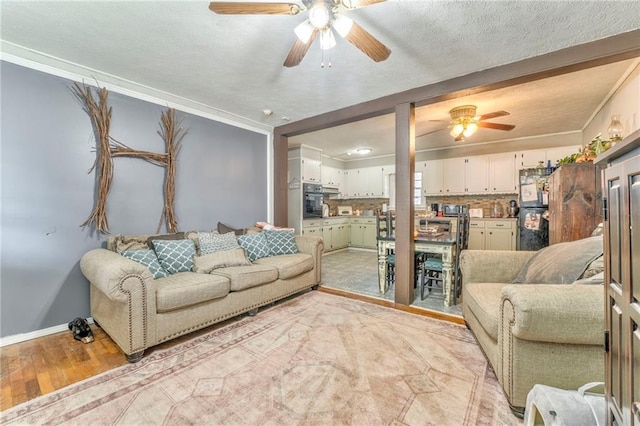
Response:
[524, 382, 605, 426]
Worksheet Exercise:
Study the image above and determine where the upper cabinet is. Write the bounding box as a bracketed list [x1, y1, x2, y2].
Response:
[443, 157, 467, 194]
[516, 146, 580, 171]
[489, 152, 518, 193]
[289, 146, 322, 183]
[466, 156, 490, 193]
[417, 160, 444, 195]
[321, 165, 343, 192]
[342, 166, 387, 198]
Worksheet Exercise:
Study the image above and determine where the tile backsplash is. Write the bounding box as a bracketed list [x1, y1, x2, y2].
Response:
[325, 194, 519, 217]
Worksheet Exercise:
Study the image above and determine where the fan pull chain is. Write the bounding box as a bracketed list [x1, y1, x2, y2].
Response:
[321, 49, 332, 69]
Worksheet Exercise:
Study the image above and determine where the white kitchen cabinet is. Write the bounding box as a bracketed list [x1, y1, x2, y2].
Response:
[467, 219, 518, 250]
[343, 167, 385, 198]
[443, 156, 489, 195]
[489, 152, 518, 193]
[289, 146, 322, 183]
[466, 156, 490, 193]
[418, 159, 444, 195]
[516, 149, 546, 170]
[443, 157, 466, 195]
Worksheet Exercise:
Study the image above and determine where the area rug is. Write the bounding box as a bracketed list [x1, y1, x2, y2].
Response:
[1, 291, 518, 425]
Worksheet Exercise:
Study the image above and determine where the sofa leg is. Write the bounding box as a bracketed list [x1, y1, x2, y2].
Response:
[126, 351, 144, 363]
[509, 403, 525, 418]
[247, 308, 259, 317]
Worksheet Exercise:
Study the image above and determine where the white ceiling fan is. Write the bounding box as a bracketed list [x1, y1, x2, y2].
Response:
[208, 0, 391, 67]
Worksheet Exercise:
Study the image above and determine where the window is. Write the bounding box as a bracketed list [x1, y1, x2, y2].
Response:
[414, 171, 423, 206]
[388, 171, 423, 207]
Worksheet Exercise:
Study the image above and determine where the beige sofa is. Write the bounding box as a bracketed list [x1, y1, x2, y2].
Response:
[80, 233, 323, 362]
[460, 240, 604, 416]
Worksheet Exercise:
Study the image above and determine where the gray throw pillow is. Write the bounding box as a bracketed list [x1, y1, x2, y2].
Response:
[198, 231, 239, 255]
[217, 222, 246, 236]
[513, 236, 603, 284]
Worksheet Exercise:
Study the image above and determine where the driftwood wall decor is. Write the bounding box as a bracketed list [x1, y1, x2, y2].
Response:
[72, 82, 187, 234]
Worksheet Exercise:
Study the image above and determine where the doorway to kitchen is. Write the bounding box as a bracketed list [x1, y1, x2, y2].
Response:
[320, 248, 463, 317]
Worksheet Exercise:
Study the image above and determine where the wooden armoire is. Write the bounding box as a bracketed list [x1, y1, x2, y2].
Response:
[548, 163, 603, 244]
[596, 130, 640, 426]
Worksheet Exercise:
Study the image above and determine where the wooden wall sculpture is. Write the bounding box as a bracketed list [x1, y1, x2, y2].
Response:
[72, 83, 188, 234]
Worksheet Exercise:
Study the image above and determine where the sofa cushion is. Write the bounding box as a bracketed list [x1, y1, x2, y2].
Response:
[237, 232, 271, 262]
[146, 232, 186, 250]
[212, 264, 278, 291]
[121, 249, 169, 279]
[254, 253, 313, 280]
[152, 239, 196, 274]
[263, 229, 298, 256]
[198, 231, 239, 255]
[193, 247, 251, 273]
[513, 236, 603, 284]
[155, 272, 230, 312]
[463, 282, 506, 340]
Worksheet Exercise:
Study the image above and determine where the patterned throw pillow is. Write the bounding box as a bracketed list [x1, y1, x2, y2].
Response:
[263, 229, 298, 256]
[198, 231, 239, 255]
[152, 239, 196, 274]
[121, 249, 169, 279]
[237, 232, 271, 262]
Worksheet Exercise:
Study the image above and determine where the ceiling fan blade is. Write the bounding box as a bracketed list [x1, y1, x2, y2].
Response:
[341, 0, 387, 9]
[477, 110, 509, 121]
[209, 2, 301, 15]
[478, 121, 516, 131]
[454, 134, 464, 142]
[283, 30, 318, 67]
[343, 21, 391, 62]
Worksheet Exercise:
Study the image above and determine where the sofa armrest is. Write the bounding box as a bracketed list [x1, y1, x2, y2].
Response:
[501, 284, 604, 345]
[80, 248, 156, 300]
[295, 235, 324, 284]
[81, 248, 158, 357]
[460, 250, 535, 285]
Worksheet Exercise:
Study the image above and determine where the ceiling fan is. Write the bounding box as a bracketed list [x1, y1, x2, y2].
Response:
[208, 1, 391, 67]
[447, 105, 516, 141]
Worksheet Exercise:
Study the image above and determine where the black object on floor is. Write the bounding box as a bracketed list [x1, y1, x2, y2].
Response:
[68, 317, 94, 343]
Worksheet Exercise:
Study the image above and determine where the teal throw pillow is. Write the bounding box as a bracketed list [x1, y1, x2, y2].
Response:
[263, 229, 298, 256]
[198, 231, 239, 255]
[237, 232, 271, 262]
[121, 249, 169, 279]
[152, 239, 196, 274]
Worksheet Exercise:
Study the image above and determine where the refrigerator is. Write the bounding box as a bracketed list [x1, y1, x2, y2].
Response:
[518, 167, 552, 251]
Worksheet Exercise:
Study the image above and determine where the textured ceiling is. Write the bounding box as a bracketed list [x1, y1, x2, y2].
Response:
[1, 1, 639, 152]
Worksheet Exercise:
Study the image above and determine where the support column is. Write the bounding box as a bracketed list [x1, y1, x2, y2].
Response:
[273, 131, 288, 227]
[394, 103, 415, 305]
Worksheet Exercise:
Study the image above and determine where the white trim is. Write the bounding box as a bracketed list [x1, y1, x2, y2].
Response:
[0, 41, 272, 136]
[267, 132, 275, 224]
[0, 318, 95, 347]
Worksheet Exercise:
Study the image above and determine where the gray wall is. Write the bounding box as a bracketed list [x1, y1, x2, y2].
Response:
[0, 61, 268, 337]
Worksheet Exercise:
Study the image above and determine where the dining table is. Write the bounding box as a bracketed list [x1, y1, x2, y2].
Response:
[377, 232, 459, 306]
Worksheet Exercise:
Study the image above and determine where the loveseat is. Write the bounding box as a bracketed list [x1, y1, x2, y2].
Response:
[80, 230, 323, 362]
[460, 236, 604, 416]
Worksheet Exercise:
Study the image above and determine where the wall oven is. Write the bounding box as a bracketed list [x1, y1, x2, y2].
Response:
[303, 183, 323, 219]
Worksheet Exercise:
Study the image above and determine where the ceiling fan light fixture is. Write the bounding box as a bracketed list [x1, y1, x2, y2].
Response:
[294, 20, 314, 43]
[355, 147, 372, 154]
[333, 14, 353, 37]
[319, 28, 336, 50]
[450, 123, 464, 138]
[308, 4, 331, 29]
[463, 121, 478, 138]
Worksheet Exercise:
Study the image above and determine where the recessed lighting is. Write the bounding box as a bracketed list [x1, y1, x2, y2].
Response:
[355, 148, 372, 155]
[262, 109, 273, 116]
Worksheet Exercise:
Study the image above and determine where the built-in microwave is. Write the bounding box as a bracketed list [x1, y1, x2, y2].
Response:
[303, 183, 323, 219]
[443, 204, 467, 217]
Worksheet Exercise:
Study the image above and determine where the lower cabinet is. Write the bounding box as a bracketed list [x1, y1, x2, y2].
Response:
[322, 218, 350, 251]
[349, 218, 377, 249]
[468, 219, 518, 250]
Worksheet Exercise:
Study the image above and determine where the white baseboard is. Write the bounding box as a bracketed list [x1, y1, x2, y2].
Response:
[0, 318, 94, 348]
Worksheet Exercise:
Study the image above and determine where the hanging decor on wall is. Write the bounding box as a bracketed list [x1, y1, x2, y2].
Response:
[72, 83, 188, 234]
